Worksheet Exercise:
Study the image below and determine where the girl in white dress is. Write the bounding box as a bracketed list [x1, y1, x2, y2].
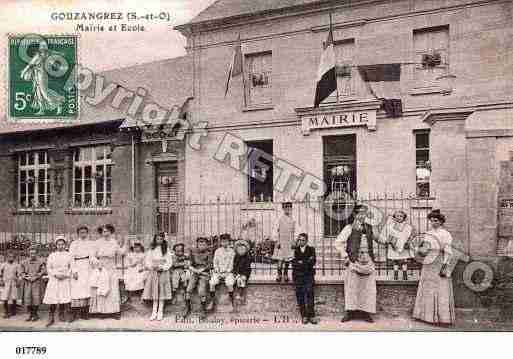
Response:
[43, 236, 72, 327]
[142, 233, 173, 321]
[125, 243, 146, 295]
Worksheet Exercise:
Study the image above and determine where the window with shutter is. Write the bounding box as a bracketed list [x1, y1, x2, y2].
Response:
[413, 26, 450, 91]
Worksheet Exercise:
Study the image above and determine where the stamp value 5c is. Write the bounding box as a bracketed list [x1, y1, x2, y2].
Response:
[8, 34, 78, 121]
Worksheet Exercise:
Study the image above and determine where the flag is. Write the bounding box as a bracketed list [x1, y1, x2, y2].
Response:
[314, 22, 337, 108]
[225, 34, 244, 97]
[358, 63, 403, 117]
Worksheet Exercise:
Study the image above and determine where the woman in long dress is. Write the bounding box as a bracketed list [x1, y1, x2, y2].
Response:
[89, 224, 127, 319]
[413, 209, 456, 325]
[69, 225, 96, 321]
[335, 204, 376, 323]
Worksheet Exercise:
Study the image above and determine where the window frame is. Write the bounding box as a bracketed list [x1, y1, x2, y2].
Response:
[18, 150, 51, 209]
[246, 140, 274, 203]
[412, 25, 450, 92]
[415, 130, 431, 198]
[72, 145, 113, 208]
[244, 51, 273, 108]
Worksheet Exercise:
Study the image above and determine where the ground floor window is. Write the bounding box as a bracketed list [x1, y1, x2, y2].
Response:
[73, 145, 113, 208]
[415, 130, 431, 197]
[246, 140, 273, 202]
[18, 150, 51, 208]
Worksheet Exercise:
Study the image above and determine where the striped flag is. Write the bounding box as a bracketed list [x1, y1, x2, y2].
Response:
[314, 22, 337, 108]
[224, 34, 244, 97]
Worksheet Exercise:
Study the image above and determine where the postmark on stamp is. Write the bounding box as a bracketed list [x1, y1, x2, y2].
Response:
[8, 34, 78, 121]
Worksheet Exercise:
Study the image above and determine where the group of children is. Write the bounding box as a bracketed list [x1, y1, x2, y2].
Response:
[132, 232, 253, 320]
[0, 229, 254, 324]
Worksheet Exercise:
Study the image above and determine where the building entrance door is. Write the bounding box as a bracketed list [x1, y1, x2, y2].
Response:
[156, 162, 179, 236]
[323, 135, 357, 237]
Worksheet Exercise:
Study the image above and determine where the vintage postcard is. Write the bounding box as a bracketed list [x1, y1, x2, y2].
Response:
[0, 0, 513, 339]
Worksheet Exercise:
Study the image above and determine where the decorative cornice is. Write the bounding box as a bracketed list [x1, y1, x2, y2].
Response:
[421, 109, 474, 125]
[295, 99, 382, 115]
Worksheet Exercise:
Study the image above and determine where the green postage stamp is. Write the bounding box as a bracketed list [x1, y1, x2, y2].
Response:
[8, 34, 78, 121]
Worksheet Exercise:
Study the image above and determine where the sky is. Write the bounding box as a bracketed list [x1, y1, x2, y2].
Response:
[0, 0, 217, 71]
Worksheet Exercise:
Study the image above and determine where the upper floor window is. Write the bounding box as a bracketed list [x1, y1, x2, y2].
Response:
[73, 145, 113, 208]
[246, 140, 273, 202]
[245, 51, 272, 107]
[413, 25, 449, 89]
[18, 151, 51, 208]
[415, 131, 431, 197]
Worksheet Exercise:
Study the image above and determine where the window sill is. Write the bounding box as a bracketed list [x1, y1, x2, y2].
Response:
[65, 208, 113, 215]
[13, 208, 52, 215]
[242, 104, 274, 112]
[240, 202, 275, 211]
[409, 87, 452, 96]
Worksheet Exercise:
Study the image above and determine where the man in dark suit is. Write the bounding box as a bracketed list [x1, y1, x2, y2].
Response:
[292, 233, 318, 325]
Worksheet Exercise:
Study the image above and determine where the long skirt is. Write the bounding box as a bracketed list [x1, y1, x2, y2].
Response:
[142, 270, 172, 300]
[89, 259, 120, 314]
[43, 278, 71, 304]
[413, 256, 455, 324]
[71, 258, 91, 301]
[23, 280, 43, 306]
[344, 269, 377, 313]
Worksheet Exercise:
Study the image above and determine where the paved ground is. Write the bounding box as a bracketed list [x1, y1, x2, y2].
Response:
[1, 305, 513, 331]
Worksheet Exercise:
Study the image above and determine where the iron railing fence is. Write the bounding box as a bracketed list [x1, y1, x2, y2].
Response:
[0, 193, 435, 281]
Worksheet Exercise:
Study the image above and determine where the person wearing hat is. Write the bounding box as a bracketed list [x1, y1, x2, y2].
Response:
[232, 240, 252, 308]
[43, 236, 73, 326]
[183, 237, 212, 319]
[20, 245, 46, 322]
[292, 233, 318, 325]
[170, 243, 190, 303]
[335, 204, 377, 323]
[272, 201, 296, 283]
[413, 209, 455, 326]
[69, 225, 96, 321]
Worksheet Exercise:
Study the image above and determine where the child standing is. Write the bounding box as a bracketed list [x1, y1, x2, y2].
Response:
[125, 243, 146, 299]
[273, 202, 296, 282]
[170, 243, 190, 303]
[292, 233, 318, 325]
[233, 240, 252, 307]
[1, 252, 21, 319]
[378, 211, 413, 280]
[43, 236, 73, 327]
[20, 247, 46, 322]
[184, 237, 212, 319]
[142, 233, 173, 321]
[208, 233, 236, 312]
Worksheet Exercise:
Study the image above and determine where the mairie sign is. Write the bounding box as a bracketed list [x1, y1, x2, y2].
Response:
[301, 110, 376, 135]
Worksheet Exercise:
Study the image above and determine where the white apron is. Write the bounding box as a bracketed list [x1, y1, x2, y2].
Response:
[69, 239, 96, 300]
[43, 251, 72, 304]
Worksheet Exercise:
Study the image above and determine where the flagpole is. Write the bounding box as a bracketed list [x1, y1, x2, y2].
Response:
[329, 12, 339, 104]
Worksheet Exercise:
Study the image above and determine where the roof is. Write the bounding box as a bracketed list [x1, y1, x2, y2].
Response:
[186, 0, 327, 25]
[0, 55, 193, 135]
